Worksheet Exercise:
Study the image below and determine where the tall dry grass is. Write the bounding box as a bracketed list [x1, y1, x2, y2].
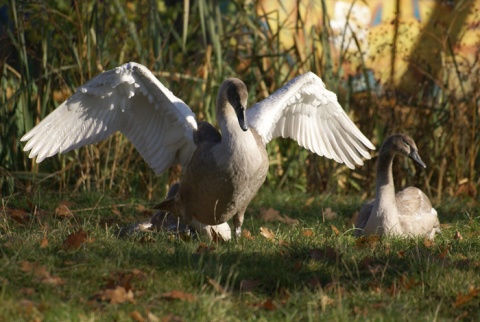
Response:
[1, 0, 478, 204]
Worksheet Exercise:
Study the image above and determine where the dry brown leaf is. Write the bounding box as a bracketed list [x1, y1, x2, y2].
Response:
[453, 286, 480, 308]
[240, 279, 261, 292]
[111, 205, 122, 216]
[423, 238, 434, 248]
[396, 250, 405, 258]
[302, 229, 314, 237]
[62, 229, 88, 250]
[331, 225, 340, 236]
[305, 197, 315, 207]
[196, 242, 215, 254]
[146, 312, 160, 322]
[241, 229, 254, 240]
[323, 208, 337, 220]
[55, 203, 73, 217]
[160, 290, 196, 302]
[95, 286, 135, 304]
[40, 237, 49, 249]
[8, 208, 30, 224]
[454, 231, 464, 241]
[260, 227, 275, 240]
[260, 208, 298, 225]
[130, 310, 145, 322]
[20, 261, 65, 286]
[310, 246, 340, 262]
[355, 235, 380, 249]
[159, 313, 183, 322]
[262, 299, 277, 311]
[41, 275, 66, 286]
[136, 204, 147, 212]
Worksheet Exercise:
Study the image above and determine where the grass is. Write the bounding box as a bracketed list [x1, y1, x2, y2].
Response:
[1, 188, 479, 321]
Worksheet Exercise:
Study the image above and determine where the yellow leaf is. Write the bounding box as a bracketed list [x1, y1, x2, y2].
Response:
[331, 225, 340, 236]
[260, 227, 275, 240]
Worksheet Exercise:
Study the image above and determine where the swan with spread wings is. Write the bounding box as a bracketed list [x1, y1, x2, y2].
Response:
[22, 62, 375, 240]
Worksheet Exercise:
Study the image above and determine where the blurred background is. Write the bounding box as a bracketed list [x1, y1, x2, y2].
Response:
[1, 0, 478, 205]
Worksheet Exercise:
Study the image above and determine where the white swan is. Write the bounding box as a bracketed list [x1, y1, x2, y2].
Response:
[21, 62, 375, 239]
[355, 133, 441, 239]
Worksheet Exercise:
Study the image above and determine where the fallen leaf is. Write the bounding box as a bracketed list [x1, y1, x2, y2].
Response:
[40, 237, 49, 249]
[130, 310, 145, 322]
[355, 235, 380, 250]
[397, 250, 405, 258]
[260, 227, 275, 241]
[95, 286, 135, 304]
[423, 238, 434, 248]
[453, 286, 480, 308]
[261, 299, 276, 311]
[454, 231, 463, 241]
[159, 313, 183, 322]
[331, 225, 340, 236]
[241, 229, 254, 240]
[196, 242, 215, 254]
[41, 275, 66, 286]
[240, 279, 261, 292]
[136, 204, 147, 212]
[55, 202, 73, 217]
[111, 205, 122, 216]
[62, 229, 88, 250]
[439, 247, 449, 259]
[323, 208, 337, 220]
[320, 295, 334, 308]
[310, 247, 340, 262]
[146, 312, 160, 322]
[305, 197, 315, 207]
[260, 208, 298, 225]
[302, 229, 314, 237]
[20, 261, 65, 286]
[160, 290, 196, 302]
[8, 208, 30, 224]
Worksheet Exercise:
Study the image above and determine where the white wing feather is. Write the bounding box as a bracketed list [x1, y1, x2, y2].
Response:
[247, 72, 375, 169]
[21, 62, 197, 175]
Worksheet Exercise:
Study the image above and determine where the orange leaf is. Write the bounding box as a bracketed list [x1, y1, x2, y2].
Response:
[331, 225, 340, 236]
[260, 227, 275, 240]
[302, 229, 314, 237]
[62, 229, 88, 250]
[95, 286, 135, 304]
[8, 208, 30, 224]
[423, 238, 434, 248]
[453, 286, 480, 308]
[261, 299, 277, 311]
[130, 310, 145, 322]
[241, 229, 254, 240]
[40, 237, 49, 249]
[160, 290, 196, 302]
[196, 242, 215, 254]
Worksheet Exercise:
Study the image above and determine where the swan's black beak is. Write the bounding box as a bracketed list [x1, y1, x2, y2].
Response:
[409, 150, 426, 168]
[235, 105, 248, 132]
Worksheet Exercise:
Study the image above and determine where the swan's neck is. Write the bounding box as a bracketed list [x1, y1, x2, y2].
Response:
[369, 151, 401, 234]
[216, 113, 263, 171]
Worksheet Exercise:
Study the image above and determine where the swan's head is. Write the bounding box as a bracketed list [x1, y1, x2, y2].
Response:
[383, 133, 426, 168]
[217, 78, 249, 132]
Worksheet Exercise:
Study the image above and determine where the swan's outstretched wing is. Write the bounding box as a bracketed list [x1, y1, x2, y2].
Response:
[247, 72, 375, 169]
[21, 62, 197, 175]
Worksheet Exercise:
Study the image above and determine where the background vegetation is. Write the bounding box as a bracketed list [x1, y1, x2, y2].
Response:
[0, 1, 479, 320]
[1, 0, 478, 202]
